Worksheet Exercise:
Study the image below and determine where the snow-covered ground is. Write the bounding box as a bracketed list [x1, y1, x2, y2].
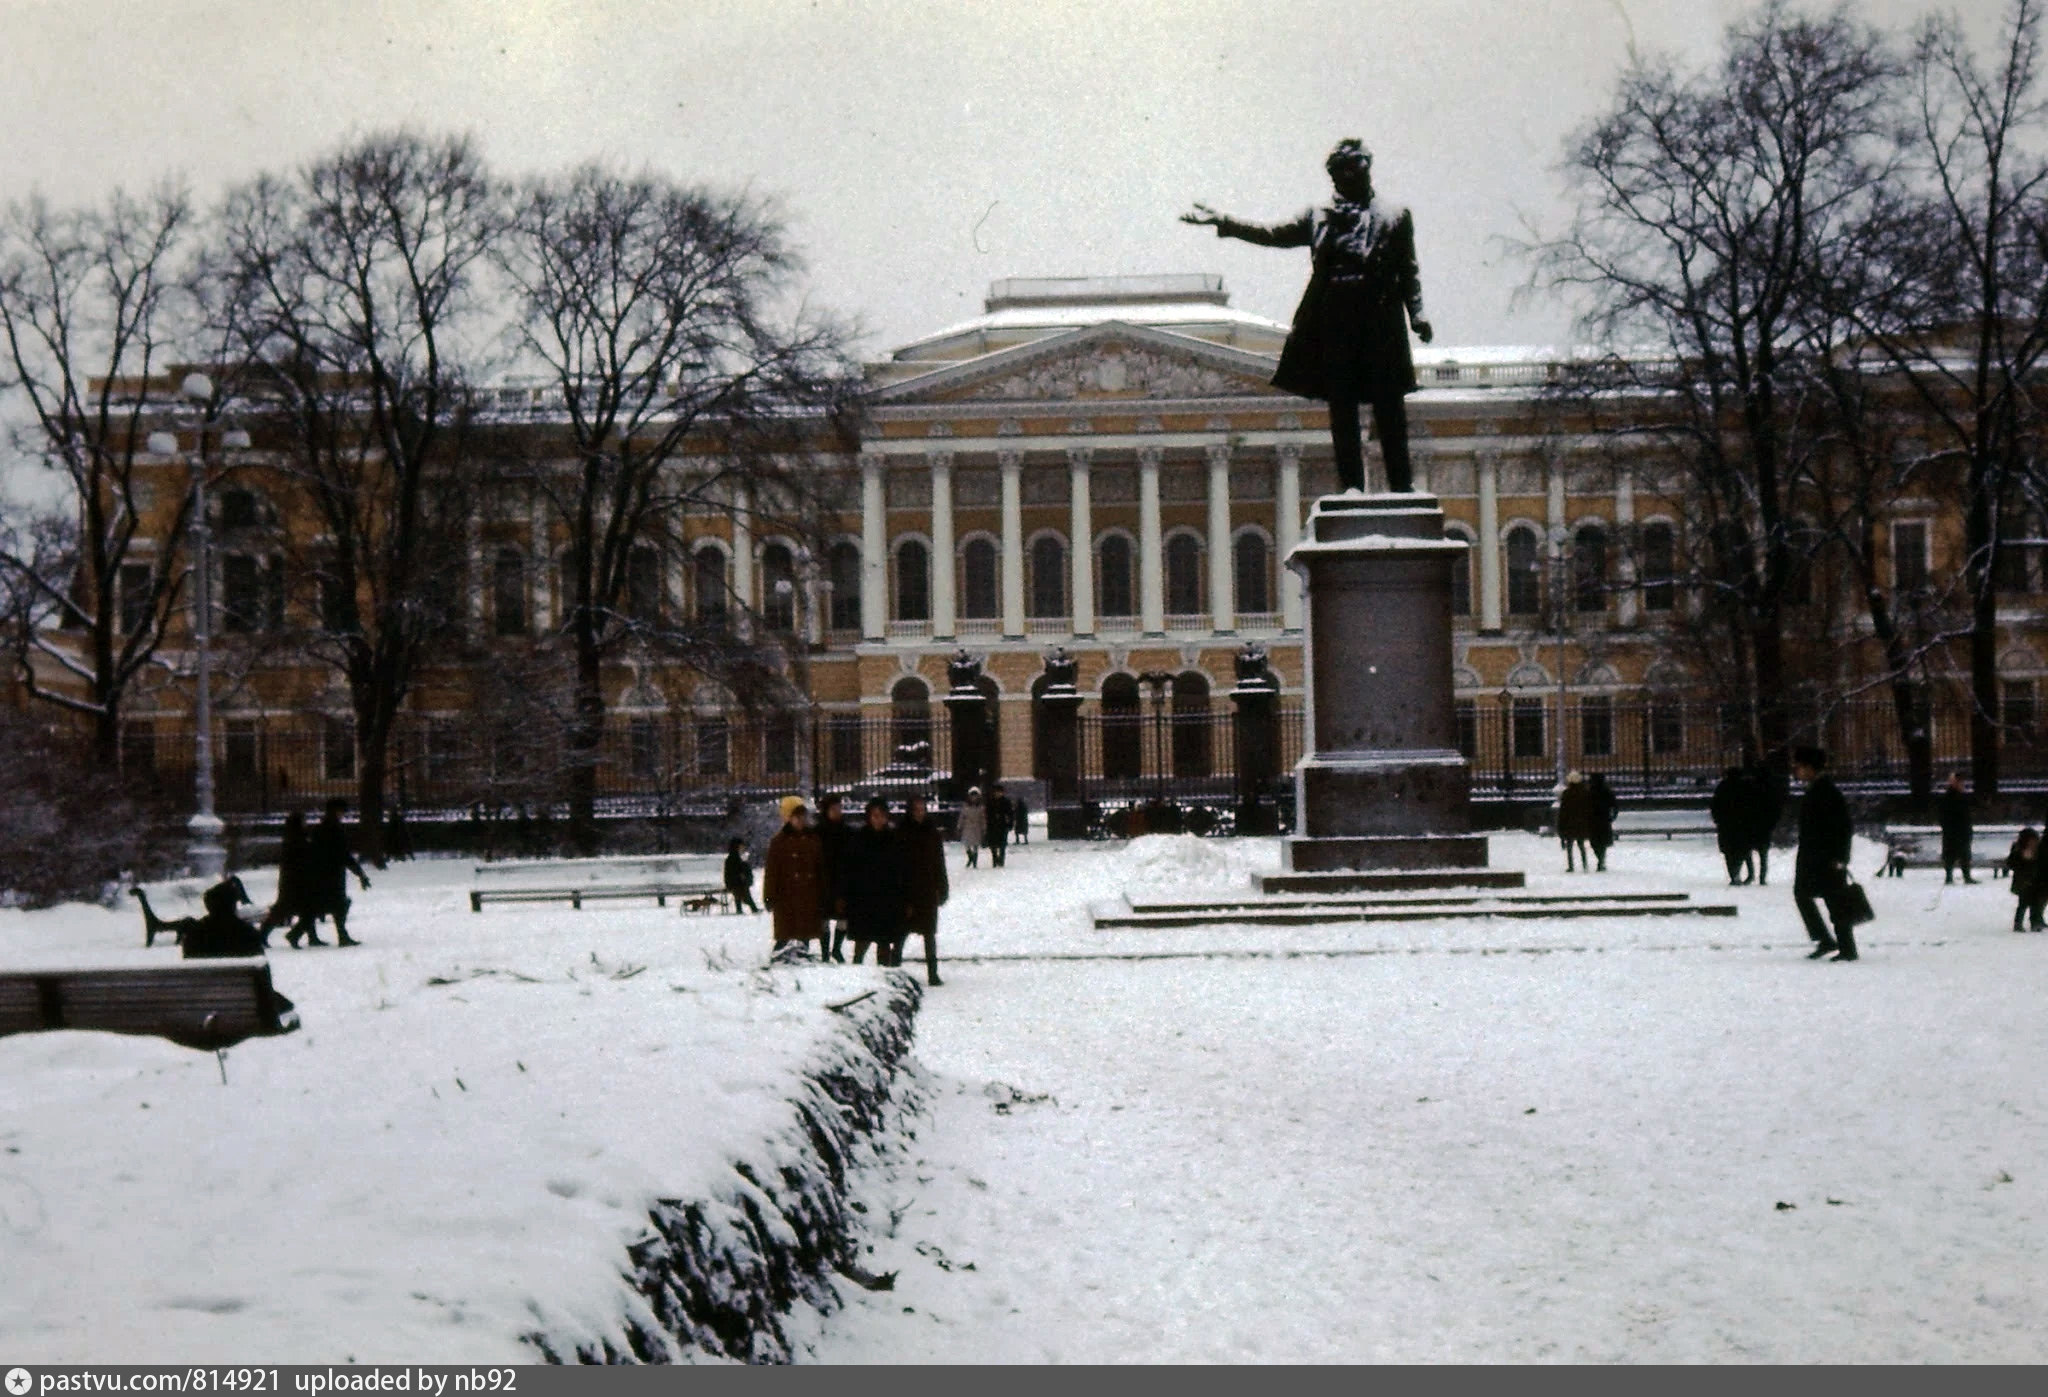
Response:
[808, 831, 2048, 1363]
[0, 858, 903, 1364]
[6, 830, 2047, 1363]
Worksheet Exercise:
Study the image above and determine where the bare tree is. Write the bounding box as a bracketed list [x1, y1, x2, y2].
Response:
[1535, 1, 1898, 761]
[214, 133, 497, 858]
[496, 165, 854, 848]
[0, 188, 197, 768]
[1845, 0, 2048, 795]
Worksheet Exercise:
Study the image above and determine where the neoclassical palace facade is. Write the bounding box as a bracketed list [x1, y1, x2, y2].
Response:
[40, 271, 2039, 810]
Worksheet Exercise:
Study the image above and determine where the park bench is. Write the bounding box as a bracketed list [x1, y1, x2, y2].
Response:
[469, 882, 730, 913]
[1878, 823, 2028, 874]
[0, 961, 300, 1051]
[1609, 809, 1718, 839]
[473, 854, 724, 883]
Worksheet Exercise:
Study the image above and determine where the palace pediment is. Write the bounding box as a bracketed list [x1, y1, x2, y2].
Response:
[868, 322, 1283, 408]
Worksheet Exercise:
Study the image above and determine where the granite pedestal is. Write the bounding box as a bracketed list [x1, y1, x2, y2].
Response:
[1284, 492, 1501, 876]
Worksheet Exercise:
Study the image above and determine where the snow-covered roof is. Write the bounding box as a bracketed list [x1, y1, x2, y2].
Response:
[888, 274, 1288, 364]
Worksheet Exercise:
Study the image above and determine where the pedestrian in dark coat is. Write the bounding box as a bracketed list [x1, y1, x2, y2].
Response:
[2005, 828, 2043, 931]
[986, 784, 1012, 868]
[1013, 795, 1030, 846]
[1557, 772, 1596, 872]
[1588, 773, 1619, 871]
[724, 837, 760, 914]
[260, 811, 317, 939]
[1938, 772, 1977, 885]
[844, 797, 906, 964]
[762, 798, 828, 958]
[1744, 760, 1785, 886]
[1184, 140, 1433, 493]
[816, 793, 855, 961]
[1792, 747, 1859, 961]
[1711, 768, 1753, 885]
[182, 877, 268, 959]
[895, 794, 949, 986]
[305, 798, 370, 947]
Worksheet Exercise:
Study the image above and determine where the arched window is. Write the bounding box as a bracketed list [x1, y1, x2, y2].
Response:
[1505, 526, 1542, 617]
[1641, 522, 1676, 612]
[222, 553, 284, 634]
[890, 675, 932, 765]
[628, 545, 662, 625]
[1029, 535, 1067, 618]
[761, 542, 795, 632]
[1172, 670, 1212, 776]
[1098, 535, 1135, 620]
[1166, 534, 1203, 616]
[1233, 532, 1271, 614]
[218, 487, 263, 531]
[1100, 673, 1142, 780]
[1445, 526, 1474, 617]
[827, 541, 861, 631]
[693, 547, 727, 625]
[962, 537, 999, 619]
[895, 540, 930, 622]
[491, 546, 527, 636]
[1573, 524, 1608, 612]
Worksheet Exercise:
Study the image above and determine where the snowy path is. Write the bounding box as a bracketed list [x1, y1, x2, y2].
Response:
[814, 841, 2048, 1363]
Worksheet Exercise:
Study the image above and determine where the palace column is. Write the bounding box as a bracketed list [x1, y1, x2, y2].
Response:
[1277, 443, 1305, 631]
[1000, 449, 1025, 640]
[860, 451, 887, 642]
[1477, 450, 1503, 633]
[1068, 447, 1094, 637]
[930, 448, 956, 640]
[529, 492, 551, 631]
[1207, 442, 1235, 634]
[1138, 445, 1165, 635]
[1614, 466, 1638, 628]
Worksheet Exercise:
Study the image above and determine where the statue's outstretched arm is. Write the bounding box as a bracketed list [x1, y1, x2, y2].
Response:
[1180, 205, 1312, 249]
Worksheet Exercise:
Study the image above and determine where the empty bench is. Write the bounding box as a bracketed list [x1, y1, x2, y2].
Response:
[469, 883, 730, 913]
[1880, 824, 2027, 872]
[1610, 810, 1718, 839]
[0, 962, 301, 1051]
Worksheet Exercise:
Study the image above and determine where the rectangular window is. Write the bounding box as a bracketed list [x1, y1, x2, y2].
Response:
[1649, 702, 1684, 756]
[121, 721, 157, 775]
[629, 717, 659, 781]
[225, 719, 260, 787]
[1512, 699, 1546, 759]
[695, 720, 729, 777]
[1894, 520, 1930, 592]
[1642, 523, 1676, 612]
[1448, 537, 1472, 617]
[764, 717, 797, 775]
[2006, 679, 2037, 737]
[1454, 700, 1477, 759]
[222, 555, 262, 633]
[319, 572, 353, 634]
[829, 716, 864, 777]
[1580, 695, 1613, 758]
[322, 715, 356, 781]
[119, 563, 152, 635]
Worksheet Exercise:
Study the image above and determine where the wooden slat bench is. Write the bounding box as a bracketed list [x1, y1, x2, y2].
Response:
[0, 962, 300, 1051]
[1609, 810, 1718, 839]
[469, 882, 730, 913]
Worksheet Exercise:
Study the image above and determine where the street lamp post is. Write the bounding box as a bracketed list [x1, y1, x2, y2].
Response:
[1139, 669, 1175, 807]
[1549, 525, 1572, 790]
[149, 372, 248, 879]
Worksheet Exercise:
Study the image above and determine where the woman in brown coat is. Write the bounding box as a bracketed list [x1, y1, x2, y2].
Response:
[761, 797, 828, 961]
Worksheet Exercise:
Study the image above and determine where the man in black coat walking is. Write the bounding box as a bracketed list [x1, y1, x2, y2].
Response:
[1937, 771, 1976, 885]
[1792, 747, 1858, 961]
[843, 797, 907, 966]
[816, 793, 855, 962]
[1744, 759, 1785, 887]
[307, 798, 371, 947]
[1711, 767, 1753, 885]
[1184, 139, 1434, 493]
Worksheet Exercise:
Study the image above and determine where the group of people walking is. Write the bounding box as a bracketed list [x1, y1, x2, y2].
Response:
[1710, 762, 1787, 886]
[739, 792, 950, 986]
[955, 785, 1025, 868]
[1555, 771, 1619, 872]
[132, 797, 371, 954]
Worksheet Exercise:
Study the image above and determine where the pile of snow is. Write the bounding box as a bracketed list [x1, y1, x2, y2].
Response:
[0, 859, 914, 1363]
[1113, 834, 1275, 894]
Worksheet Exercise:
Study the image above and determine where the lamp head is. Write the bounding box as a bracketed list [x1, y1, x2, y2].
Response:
[147, 431, 179, 456]
[180, 373, 214, 403]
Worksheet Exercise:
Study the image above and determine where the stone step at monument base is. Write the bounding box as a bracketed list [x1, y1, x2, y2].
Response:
[1093, 892, 1735, 931]
[1262, 868, 1526, 895]
[1284, 834, 1494, 873]
[1131, 890, 1691, 915]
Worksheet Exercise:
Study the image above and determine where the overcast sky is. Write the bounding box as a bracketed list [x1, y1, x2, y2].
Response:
[0, 0, 2002, 359]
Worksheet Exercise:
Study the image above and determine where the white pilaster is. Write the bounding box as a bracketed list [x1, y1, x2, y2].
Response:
[1277, 444, 1305, 631]
[1068, 447, 1094, 636]
[731, 479, 755, 641]
[930, 449, 956, 640]
[1614, 467, 1638, 628]
[1138, 446, 1164, 635]
[1206, 442, 1235, 634]
[1478, 451, 1503, 633]
[529, 493, 551, 632]
[999, 450, 1025, 639]
[860, 452, 887, 641]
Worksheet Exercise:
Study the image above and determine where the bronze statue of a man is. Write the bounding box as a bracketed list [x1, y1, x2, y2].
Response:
[1184, 139, 1433, 493]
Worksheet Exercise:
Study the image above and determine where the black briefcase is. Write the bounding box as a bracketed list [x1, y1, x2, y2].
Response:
[1826, 878, 1876, 928]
